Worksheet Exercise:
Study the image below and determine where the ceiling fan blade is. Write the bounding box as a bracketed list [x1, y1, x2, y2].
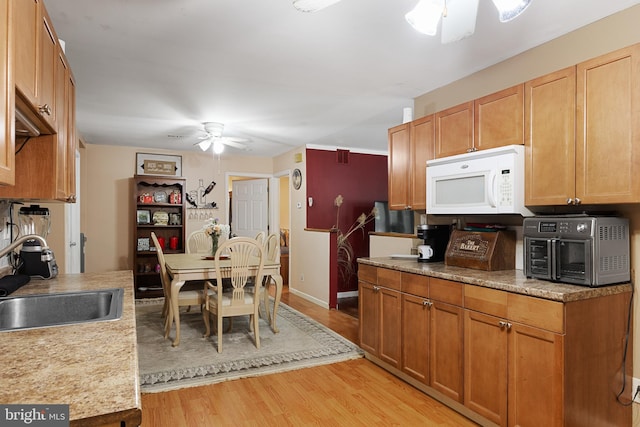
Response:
[221, 139, 249, 150]
[441, 0, 479, 44]
[193, 137, 212, 151]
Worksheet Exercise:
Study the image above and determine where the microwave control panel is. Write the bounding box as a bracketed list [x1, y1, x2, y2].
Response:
[498, 169, 513, 207]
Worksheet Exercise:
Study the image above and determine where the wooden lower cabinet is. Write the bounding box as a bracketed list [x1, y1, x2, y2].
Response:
[464, 310, 509, 425]
[431, 301, 464, 402]
[358, 279, 401, 368]
[401, 293, 430, 384]
[359, 265, 632, 426]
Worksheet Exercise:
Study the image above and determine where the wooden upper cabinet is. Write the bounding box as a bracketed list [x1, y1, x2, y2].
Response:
[435, 101, 473, 158]
[0, 0, 14, 186]
[388, 123, 410, 210]
[409, 115, 434, 211]
[66, 70, 77, 202]
[576, 43, 640, 204]
[13, 0, 39, 106]
[13, 0, 57, 132]
[474, 84, 524, 151]
[525, 67, 576, 206]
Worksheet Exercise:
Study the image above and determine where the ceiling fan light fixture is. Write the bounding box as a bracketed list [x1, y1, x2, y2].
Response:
[292, 0, 342, 12]
[491, 0, 532, 22]
[405, 0, 445, 36]
[198, 139, 212, 151]
[441, 0, 479, 44]
[212, 140, 225, 154]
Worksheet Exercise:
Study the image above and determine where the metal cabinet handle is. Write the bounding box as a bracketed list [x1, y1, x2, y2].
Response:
[499, 321, 512, 330]
[39, 104, 52, 116]
[566, 198, 573, 205]
[373, 286, 380, 292]
[422, 300, 433, 308]
[574, 198, 581, 205]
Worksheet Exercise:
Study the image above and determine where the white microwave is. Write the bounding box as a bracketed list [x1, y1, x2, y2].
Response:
[426, 145, 533, 216]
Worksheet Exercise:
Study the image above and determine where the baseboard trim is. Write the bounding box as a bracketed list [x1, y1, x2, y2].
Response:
[288, 287, 329, 309]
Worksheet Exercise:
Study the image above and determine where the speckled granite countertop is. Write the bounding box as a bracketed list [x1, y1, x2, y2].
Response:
[358, 257, 632, 302]
[0, 270, 142, 427]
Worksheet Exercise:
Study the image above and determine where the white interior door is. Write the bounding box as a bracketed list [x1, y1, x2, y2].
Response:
[65, 150, 81, 273]
[232, 178, 269, 238]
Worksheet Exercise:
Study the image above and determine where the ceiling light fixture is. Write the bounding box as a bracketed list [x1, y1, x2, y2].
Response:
[292, 0, 341, 12]
[212, 140, 225, 154]
[405, 0, 532, 43]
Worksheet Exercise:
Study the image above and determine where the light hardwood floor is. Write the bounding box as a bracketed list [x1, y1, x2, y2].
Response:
[140, 287, 479, 426]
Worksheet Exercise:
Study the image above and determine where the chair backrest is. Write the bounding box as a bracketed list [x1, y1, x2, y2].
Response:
[150, 232, 169, 290]
[254, 231, 266, 246]
[264, 233, 279, 262]
[215, 237, 265, 306]
[187, 230, 212, 254]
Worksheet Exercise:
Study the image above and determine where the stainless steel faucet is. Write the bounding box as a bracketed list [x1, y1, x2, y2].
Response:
[0, 234, 54, 261]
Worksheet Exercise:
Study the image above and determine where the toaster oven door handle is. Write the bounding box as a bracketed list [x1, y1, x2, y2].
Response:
[550, 238, 559, 281]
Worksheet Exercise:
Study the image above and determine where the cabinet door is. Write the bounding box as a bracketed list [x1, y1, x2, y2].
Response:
[409, 115, 434, 211]
[0, 0, 14, 186]
[13, 0, 39, 105]
[435, 101, 473, 158]
[525, 67, 576, 206]
[474, 84, 524, 151]
[379, 287, 401, 368]
[388, 123, 410, 210]
[576, 44, 640, 204]
[430, 301, 464, 403]
[54, 50, 68, 201]
[464, 310, 507, 426]
[358, 280, 379, 355]
[401, 293, 430, 384]
[508, 322, 563, 427]
[65, 70, 77, 202]
[38, 5, 57, 129]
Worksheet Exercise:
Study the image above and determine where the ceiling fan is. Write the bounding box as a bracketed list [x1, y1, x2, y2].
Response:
[293, 0, 532, 44]
[193, 122, 251, 154]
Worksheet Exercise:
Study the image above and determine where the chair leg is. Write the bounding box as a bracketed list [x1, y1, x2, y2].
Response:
[202, 308, 211, 337]
[253, 309, 260, 349]
[217, 315, 224, 353]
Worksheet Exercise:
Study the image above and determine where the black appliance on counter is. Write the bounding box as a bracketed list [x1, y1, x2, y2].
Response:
[417, 224, 451, 262]
[523, 215, 629, 287]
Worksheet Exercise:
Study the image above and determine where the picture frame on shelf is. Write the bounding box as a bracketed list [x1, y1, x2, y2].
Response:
[136, 153, 182, 176]
[137, 237, 150, 252]
[137, 209, 151, 224]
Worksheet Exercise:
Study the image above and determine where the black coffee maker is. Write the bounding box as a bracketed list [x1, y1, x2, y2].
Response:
[416, 224, 451, 263]
[17, 205, 58, 279]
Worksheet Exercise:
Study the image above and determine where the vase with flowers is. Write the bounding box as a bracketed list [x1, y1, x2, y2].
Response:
[203, 218, 222, 256]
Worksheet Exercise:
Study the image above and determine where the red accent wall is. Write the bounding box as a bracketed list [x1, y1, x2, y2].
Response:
[306, 148, 388, 293]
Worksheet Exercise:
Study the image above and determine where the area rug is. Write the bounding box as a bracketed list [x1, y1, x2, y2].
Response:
[136, 298, 364, 393]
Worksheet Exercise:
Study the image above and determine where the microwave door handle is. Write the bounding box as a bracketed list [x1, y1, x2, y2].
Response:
[487, 171, 497, 207]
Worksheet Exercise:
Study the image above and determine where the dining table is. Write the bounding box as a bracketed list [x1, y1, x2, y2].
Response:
[164, 252, 283, 347]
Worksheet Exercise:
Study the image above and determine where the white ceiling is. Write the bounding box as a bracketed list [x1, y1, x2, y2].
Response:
[42, 0, 640, 158]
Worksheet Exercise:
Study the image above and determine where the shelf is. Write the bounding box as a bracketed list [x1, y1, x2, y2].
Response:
[137, 203, 183, 208]
[137, 224, 183, 228]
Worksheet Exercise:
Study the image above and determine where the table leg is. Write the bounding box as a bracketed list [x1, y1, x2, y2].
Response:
[270, 273, 283, 333]
[169, 279, 185, 347]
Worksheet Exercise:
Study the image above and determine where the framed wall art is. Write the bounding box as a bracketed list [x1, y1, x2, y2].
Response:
[136, 153, 182, 176]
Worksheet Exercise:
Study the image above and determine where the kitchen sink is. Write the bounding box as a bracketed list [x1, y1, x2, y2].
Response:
[0, 288, 123, 332]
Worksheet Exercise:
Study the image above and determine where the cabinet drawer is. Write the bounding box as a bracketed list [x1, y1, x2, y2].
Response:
[378, 268, 401, 291]
[430, 278, 463, 306]
[358, 264, 377, 284]
[464, 285, 507, 318]
[508, 293, 564, 333]
[401, 272, 429, 298]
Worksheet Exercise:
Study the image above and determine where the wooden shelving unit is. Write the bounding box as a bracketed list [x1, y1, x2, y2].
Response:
[132, 175, 186, 299]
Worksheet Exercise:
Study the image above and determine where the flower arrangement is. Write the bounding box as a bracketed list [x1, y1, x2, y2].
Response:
[203, 217, 222, 255]
[333, 195, 377, 285]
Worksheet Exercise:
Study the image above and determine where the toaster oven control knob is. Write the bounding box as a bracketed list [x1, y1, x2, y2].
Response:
[576, 223, 587, 233]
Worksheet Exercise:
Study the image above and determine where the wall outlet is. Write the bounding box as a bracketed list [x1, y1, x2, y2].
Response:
[632, 377, 640, 403]
[300, 274, 304, 282]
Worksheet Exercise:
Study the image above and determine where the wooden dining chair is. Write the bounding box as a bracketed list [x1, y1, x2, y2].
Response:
[187, 230, 212, 254]
[151, 232, 206, 338]
[202, 237, 265, 353]
[254, 231, 266, 246]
